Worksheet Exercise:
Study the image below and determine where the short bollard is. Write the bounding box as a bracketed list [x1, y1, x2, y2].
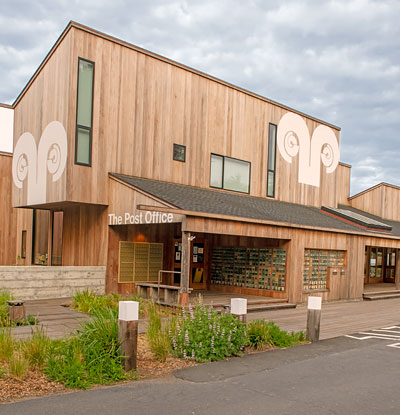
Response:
[231, 298, 247, 323]
[7, 300, 26, 323]
[306, 296, 322, 342]
[118, 301, 139, 371]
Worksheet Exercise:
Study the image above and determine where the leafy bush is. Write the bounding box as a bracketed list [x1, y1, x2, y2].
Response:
[247, 320, 306, 349]
[170, 304, 247, 362]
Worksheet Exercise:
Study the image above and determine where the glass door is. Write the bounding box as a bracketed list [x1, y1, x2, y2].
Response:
[366, 247, 384, 284]
[384, 248, 396, 283]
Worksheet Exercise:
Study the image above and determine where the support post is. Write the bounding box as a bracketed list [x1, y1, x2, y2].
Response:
[118, 301, 139, 371]
[231, 298, 247, 323]
[395, 249, 400, 290]
[306, 296, 322, 342]
[180, 231, 191, 305]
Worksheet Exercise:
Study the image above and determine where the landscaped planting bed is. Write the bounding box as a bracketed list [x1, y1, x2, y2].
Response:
[0, 290, 306, 403]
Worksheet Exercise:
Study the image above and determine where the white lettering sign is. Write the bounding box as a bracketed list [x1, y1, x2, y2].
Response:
[108, 211, 174, 226]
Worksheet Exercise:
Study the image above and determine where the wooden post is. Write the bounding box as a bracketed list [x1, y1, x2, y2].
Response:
[395, 249, 400, 290]
[306, 296, 322, 342]
[180, 230, 191, 305]
[118, 301, 139, 371]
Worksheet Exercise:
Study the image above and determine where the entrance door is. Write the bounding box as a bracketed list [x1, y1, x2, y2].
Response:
[365, 247, 384, 284]
[171, 238, 207, 290]
[384, 248, 396, 283]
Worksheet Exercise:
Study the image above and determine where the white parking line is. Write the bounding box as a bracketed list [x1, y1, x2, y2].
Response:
[345, 326, 400, 348]
[373, 329, 400, 334]
[387, 343, 400, 349]
[345, 334, 398, 341]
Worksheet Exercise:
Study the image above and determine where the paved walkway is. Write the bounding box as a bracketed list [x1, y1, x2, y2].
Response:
[8, 297, 400, 341]
[248, 298, 400, 339]
[10, 298, 90, 340]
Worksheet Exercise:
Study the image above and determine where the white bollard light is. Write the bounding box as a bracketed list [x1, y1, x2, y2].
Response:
[307, 296, 322, 311]
[119, 301, 139, 321]
[231, 298, 247, 322]
[118, 301, 139, 371]
[306, 296, 322, 342]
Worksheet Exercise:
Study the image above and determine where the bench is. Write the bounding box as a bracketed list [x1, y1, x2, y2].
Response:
[135, 283, 193, 305]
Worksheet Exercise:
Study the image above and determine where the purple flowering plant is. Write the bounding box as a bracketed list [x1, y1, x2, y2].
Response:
[170, 304, 246, 362]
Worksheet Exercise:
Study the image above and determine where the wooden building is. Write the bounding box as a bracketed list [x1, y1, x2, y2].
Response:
[4, 21, 400, 303]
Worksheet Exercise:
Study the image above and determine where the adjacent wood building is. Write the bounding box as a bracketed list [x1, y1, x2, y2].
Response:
[4, 21, 400, 303]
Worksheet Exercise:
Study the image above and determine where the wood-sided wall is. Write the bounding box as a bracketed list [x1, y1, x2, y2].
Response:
[12, 32, 72, 208]
[12, 23, 348, 210]
[0, 152, 17, 264]
[350, 183, 400, 221]
[65, 25, 345, 209]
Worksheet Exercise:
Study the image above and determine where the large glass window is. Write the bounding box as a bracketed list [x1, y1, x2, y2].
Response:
[210, 154, 250, 193]
[267, 123, 277, 197]
[32, 209, 50, 265]
[75, 58, 94, 166]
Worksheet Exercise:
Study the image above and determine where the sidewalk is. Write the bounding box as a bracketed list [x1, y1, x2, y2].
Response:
[10, 298, 151, 340]
[9, 296, 400, 340]
[247, 297, 400, 339]
[10, 298, 90, 340]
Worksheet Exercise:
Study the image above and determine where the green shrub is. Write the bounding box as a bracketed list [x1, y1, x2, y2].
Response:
[45, 307, 128, 389]
[8, 351, 29, 378]
[147, 303, 170, 362]
[246, 319, 273, 349]
[170, 305, 247, 362]
[0, 327, 14, 361]
[45, 337, 90, 389]
[247, 320, 306, 349]
[78, 308, 126, 384]
[0, 290, 14, 327]
[72, 290, 117, 314]
[23, 326, 51, 369]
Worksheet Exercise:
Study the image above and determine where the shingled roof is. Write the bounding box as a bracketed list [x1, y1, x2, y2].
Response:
[110, 173, 400, 237]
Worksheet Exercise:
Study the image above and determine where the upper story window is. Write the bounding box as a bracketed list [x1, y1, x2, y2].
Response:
[210, 154, 250, 194]
[267, 123, 277, 197]
[75, 58, 94, 166]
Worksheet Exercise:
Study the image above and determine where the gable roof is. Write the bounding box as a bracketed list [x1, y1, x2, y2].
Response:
[110, 173, 400, 237]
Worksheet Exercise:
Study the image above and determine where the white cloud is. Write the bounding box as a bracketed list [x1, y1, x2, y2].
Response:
[0, 0, 399, 195]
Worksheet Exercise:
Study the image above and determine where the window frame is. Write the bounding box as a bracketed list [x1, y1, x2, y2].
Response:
[210, 153, 251, 194]
[267, 123, 277, 198]
[173, 143, 186, 162]
[74, 57, 95, 167]
[21, 230, 27, 259]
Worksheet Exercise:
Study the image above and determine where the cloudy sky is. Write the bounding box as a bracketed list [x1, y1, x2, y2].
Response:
[0, 0, 399, 195]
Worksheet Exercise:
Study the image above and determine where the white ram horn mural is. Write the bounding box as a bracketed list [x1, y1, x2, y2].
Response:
[12, 121, 67, 205]
[277, 112, 339, 187]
